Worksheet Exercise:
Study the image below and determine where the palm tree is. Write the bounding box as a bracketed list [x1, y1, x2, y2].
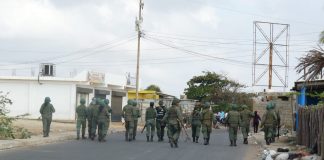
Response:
[295, 46, 324, 81]
[320, 31, 324, 44]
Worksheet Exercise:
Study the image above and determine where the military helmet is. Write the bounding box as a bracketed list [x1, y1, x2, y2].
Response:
[150, 102, 154, 107]
[133, 100, 138, 106]
[96, 98, 101, 104]
[231, 104, 238, 110]
[266, 104, 271, 110]
[44, 97, 51, 103]
[158, 100, 163, 106]
[80, 98, 86, 105]
[204, 102, 210, 108]
[127, 99, 133, 105]
[172, 99, 180, 105]
[242, 105, 248, 109]
[104, 99, 110, 105]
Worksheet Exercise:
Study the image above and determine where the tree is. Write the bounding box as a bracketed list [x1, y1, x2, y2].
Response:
[320, 31, 324, 44]
[146, 84, 161, 92]
[295, 46, 324, 81]
[184, 71, 252, 108]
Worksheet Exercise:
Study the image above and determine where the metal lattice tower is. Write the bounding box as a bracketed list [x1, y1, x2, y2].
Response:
[252, 21, 290, 90]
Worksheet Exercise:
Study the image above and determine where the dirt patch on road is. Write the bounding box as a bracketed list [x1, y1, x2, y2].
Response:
[13, 119, 126, 135]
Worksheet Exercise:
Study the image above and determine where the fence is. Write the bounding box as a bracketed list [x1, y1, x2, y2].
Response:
[297, 106, 324, 158]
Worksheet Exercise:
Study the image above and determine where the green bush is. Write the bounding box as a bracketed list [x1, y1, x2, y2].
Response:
[0, 92, 31, 139]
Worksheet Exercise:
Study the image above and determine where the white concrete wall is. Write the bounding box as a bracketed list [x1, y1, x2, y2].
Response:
[0, 80, 76, 120]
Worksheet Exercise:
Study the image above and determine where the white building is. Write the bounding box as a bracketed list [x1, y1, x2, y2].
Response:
[0, 69, 136, 121]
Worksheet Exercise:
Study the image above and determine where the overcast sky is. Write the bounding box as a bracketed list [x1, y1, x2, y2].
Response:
[0, 0, 323, 97]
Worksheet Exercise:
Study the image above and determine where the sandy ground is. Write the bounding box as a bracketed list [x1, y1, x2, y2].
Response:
[13, 119, 126, 135]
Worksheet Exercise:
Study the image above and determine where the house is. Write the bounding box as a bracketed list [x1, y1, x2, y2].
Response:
[0, 67, 136, 121]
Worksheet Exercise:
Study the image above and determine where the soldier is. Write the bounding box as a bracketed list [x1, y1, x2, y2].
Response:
[261, 103, 277, 145]
[97, 100, 109, 142]
[122, 100, 135, 141]
[201, 102, 216, 145]
[225, 104, 240, 147]
[132, 100, 141, 140]
[90, 98, 100, 140]
[240, 105, 253, 144]
[155, 100, 167, 142]
[191, 103, 201, 143]
[76, 98, 87, 140]
[40, 97, 55, 137]
[145, 102, 157, 142]
[270, 99, 280, 143]
[104, 99, 112, 139]
[87, 98, 96, 139]
[162, 99, 182, 148]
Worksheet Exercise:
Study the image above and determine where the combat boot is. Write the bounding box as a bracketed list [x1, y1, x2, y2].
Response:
[170, 141, 174, 148]
[234, 140, 237, 146]
[266, 138, 270, 145]
[125, 133, 128, 141]
[230, 140, 233, 146]
[204, 138, 208, 145]
[195, 137, 199, 143]
[174, 141, 178, 148]
[206, 138, 210, 145]
[146, 136, 150, 142]
[150, 136, 153, 142]
[244, 138, 248, 144]
[192, 137, 195, 143]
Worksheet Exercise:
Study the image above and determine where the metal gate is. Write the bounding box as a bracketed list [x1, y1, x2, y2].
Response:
[111, 96, 123, 122]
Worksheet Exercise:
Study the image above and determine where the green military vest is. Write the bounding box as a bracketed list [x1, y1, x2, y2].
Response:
[227, 111, 240, 125]
[191, 110, 201, 125]
[240, 109, 253, 126]
[263, 110, 277, 125]
[201, 109, 213, 125]
[76, 104, 87, 120]
[145, 107, 156, 120]
[123, 105, 134, 121]
[98, 107, 109, 122]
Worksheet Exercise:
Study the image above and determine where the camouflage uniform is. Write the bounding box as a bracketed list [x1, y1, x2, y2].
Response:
[90, 99, 100, 140]
[261, 104, 277, 145]
[97, 101, 109, 142]
[201, 102, 216, 145]
[226, 104, 241, 146]
[104, 99, 112, 139]
[191, 106, 201, 143]
[162, 99, 182, 148]
[76, 98, 87, 139]
[155, 100, 167, 141]
[240, 105, 253, 144]
[40, 97, 55, 137]
[271, 101, 280, 143]
[87, 98, 96, 139]
[145, 102, 157, 142]
[132, 101, 141, 140]
[122, 100, 135, 141]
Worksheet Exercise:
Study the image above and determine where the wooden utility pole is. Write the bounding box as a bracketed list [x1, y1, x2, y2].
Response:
[135, 0, 144, 106]
[269, 42, 273, 89]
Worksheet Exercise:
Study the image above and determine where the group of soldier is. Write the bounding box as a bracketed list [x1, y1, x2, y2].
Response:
[75, 97, 112, 142]
[40, 95, 280, 148]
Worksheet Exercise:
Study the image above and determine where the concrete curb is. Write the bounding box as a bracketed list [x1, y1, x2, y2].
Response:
[0, 128, 125, 151]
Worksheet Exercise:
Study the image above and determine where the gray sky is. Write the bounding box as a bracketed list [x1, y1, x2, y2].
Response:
[0, 0, 323, 97]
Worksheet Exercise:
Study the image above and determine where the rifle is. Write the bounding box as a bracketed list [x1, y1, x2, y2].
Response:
[277, 120, 281, 139]
[141, 124, 146, 133]
[177, 119, 191, 142]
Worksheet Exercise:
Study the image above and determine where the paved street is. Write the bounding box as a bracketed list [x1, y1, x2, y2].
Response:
[0, 128, 259, 160]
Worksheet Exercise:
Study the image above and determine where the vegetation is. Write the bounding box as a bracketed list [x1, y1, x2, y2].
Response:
[184, 71, 255, 112]
[146, 84, 162, 92]
[0, 92, 31, 139]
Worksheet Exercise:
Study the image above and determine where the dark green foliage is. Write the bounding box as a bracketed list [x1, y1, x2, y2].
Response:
[146, 84, 162, 92]
[184, 71, 254, 110]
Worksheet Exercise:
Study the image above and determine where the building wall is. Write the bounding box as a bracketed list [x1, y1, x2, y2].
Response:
[0, 80, 76, 120]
